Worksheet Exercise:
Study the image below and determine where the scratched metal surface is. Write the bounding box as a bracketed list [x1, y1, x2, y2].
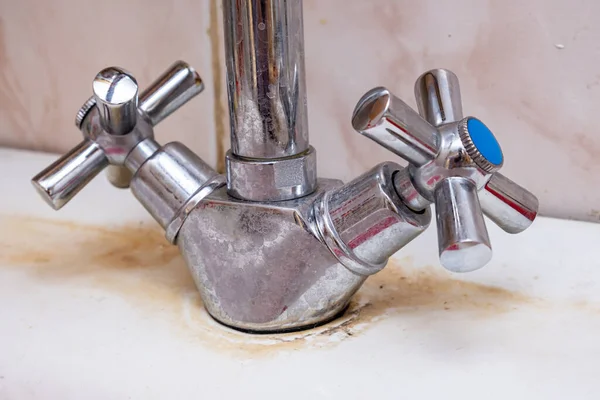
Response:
[0, 148, 599, 400]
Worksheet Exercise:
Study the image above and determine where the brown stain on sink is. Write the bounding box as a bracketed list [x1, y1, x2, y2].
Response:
[0, 215, 534, 357]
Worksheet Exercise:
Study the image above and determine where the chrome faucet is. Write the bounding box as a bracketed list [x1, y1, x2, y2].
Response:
[30, 0, 538, 333]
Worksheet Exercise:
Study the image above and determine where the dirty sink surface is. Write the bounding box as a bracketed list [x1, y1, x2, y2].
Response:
[0, 148, 599, 400]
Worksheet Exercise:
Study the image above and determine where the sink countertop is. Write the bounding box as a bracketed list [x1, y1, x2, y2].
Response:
[0, 148, 599, 400]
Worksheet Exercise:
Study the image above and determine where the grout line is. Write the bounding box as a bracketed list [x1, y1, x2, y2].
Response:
[209, 0, 226, 173]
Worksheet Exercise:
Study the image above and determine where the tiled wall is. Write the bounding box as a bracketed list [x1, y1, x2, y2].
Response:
[1, 0, 599, 222]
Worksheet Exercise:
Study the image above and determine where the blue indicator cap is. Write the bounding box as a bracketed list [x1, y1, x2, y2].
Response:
[466, 118, 503, 166]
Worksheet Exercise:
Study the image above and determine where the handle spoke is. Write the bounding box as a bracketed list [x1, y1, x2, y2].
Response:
[31, 140, 108, 210]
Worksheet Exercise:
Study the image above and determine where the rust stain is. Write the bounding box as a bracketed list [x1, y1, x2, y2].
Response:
[0, 216, 188, 306]
[208, 0, 227, 174]
[0, 215, 541, 358]
[569, 300, 600, 315]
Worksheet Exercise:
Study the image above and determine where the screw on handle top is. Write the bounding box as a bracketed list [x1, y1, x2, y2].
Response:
[92, 67, 139, 135]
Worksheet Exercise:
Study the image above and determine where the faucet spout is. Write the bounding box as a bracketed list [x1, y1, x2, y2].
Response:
[223, 0, 309, 158]
[223, 0, 317, 202]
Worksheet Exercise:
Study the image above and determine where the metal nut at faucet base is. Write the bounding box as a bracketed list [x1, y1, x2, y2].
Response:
[225, 147, 317, 202]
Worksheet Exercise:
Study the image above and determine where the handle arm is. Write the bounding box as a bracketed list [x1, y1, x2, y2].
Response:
[434, 177, 492, 272]
[351, 87, 439, 167]
[414, 69, 463, 126]
[480, 173, 539, 234]
[31, 140, 108, 210]
[139, 61, 204, 126]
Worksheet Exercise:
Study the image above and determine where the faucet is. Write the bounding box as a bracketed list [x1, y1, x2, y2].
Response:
[30, 0, 538, 333]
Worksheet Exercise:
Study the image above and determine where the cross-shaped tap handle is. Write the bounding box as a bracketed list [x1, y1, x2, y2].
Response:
[32, 61, 204, 210]
[351, 69, 538, 272]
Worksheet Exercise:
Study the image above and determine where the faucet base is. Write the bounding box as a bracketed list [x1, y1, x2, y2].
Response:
[176, 178, 367, 333]
[208, 301, 351, 335]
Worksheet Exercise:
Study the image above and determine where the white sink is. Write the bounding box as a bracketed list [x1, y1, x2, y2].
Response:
[1, 148, 599, 400]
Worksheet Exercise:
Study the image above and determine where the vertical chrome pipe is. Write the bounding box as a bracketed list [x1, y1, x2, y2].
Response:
[223, 0, 317, 202]
[223, 0, 309, 158]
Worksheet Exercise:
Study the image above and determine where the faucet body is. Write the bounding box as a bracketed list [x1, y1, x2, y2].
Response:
[128, 138, 428, 331]
[178, 179, 362, 331]
[30, 0, 537, 333]
[176, 165, 429, 331]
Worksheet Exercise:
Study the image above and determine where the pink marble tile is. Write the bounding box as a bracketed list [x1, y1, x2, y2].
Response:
[302, 0, 600, 222]
[0, 0, 599, 222]
[0, 0, 219, 167]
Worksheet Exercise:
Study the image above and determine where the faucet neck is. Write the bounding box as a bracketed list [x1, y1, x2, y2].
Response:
[222, 0, 317, 202]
